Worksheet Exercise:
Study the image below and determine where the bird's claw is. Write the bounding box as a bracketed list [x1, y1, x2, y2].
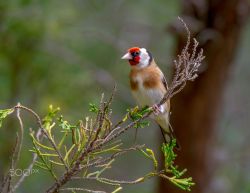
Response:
[152, 104, 163, 115]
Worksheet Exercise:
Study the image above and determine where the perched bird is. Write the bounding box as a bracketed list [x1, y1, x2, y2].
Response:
[121, 47, 179, 147]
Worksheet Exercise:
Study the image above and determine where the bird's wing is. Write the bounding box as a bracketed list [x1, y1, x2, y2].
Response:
[161, 74, 169, 91]
[160, 74, 181, 150]
[159, 125, 181, 150]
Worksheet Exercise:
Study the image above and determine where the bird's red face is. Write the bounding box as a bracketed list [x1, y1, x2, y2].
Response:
[121, 47, 141, 66]
[121, 47, 152, 68]
[128, 47, 141, 66]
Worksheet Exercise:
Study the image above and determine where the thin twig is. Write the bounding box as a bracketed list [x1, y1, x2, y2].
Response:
[15, 103, 23, 167]
[72, 170, 163, 185]
[79, 145, 144, 170]
[14, 104, 69, 171]
[1, 134, 19, 193]
[60, 188, 106, 193]
[12, 129, 43, 191]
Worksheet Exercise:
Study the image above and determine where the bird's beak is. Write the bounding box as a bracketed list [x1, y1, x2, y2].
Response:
[121, 52, 132, 60]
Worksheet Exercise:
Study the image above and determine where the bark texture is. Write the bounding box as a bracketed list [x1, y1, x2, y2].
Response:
[159, 0, 249, 192]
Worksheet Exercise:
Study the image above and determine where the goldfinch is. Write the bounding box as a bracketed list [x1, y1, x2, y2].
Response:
[121, 47, 179, 147]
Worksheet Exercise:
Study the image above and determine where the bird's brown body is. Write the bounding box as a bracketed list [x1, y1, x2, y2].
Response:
[129, 60, 172, 142]
[130, 60, 170, 107]
[130, 61, 166, 90]
[122, 47, 178, 145]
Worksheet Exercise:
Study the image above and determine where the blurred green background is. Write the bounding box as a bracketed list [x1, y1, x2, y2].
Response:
[0, 0, 249, 193]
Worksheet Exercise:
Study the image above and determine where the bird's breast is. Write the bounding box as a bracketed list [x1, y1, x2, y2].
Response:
[130, 75, 164, 107]
[131, 75, 159, 89]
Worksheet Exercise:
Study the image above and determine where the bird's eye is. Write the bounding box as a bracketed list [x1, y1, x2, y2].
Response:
[132, 51, 140, 57]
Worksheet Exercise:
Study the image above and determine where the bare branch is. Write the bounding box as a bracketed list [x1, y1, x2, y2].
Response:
[15, 103, 23, 167]
[14, 104, 69, 171]
[60, 188, 106, 193]
[12, 103, 45, 191]
[0, 134, 19, 193]
[12, 128, 43, 192]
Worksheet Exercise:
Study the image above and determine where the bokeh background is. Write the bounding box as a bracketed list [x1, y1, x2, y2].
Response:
[0, 0, 250, 193]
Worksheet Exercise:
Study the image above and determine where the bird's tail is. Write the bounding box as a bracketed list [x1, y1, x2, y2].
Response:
[159, 124, 181, 150]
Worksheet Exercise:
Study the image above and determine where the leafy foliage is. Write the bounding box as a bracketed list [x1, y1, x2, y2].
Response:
[162, 140, 195, 191]
[0, 108, 14, 128]
[0, 100, 195, 193]
[89, 103, 99, 113]
[128, 106, 151, 128]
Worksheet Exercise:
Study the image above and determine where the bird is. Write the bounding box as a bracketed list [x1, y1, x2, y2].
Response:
[121, 46, 179, 148]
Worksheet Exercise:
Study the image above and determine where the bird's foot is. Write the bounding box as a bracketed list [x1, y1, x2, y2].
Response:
[152, 104, 164, 116]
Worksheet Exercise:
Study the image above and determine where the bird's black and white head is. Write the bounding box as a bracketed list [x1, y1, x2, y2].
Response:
[121, 47, 153, 68]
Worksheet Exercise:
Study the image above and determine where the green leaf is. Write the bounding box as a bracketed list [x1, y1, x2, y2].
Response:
[111, 187, 122, 193]
[170, 165, 187, 178]
[135, 120, 150, 129]
[63, 144, 75, 164]
[39, 153, 59, 157]
[49, 159, 65, 166]
[162, 139, 177, 169]
[0, 108, 14, 128]
[91, 144, 122, 155]
[57, 116, 77, 131]
[161, 140, 195, 191]
[34, 162, 49, 170]
[169, 177, 195, 191]
[89, 103, 98, 113]
[43, 105, 60, 126]
[146, 148, 158, 170]
[31, 136, 55, 151]
[58, 131, 69, 149]
[127, 106, 150, 128]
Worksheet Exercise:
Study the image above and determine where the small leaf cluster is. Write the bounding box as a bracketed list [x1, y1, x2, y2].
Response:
[30, 105, 89, 178]
[162, 140, 195, 191]
[127, 106, 150, 128]
[89, 103, 99, 113]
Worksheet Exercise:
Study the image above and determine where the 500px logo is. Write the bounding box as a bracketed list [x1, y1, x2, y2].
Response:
[9, 169, 39, 176]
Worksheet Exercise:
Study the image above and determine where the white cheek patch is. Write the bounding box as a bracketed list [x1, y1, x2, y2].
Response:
[138, 48, 150, 68]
